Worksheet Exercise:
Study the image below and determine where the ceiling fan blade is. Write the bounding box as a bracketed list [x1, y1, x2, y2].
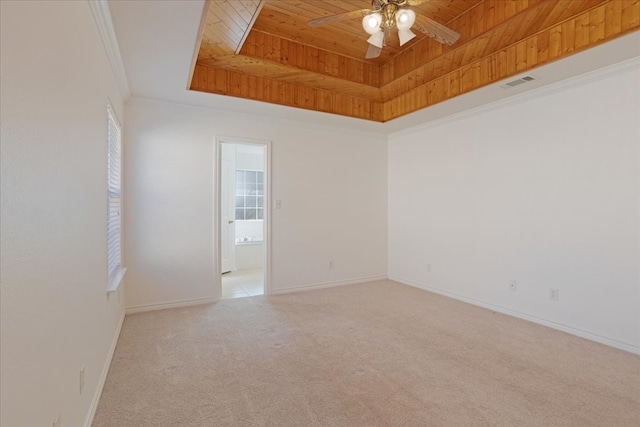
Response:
[365, 44, 383, 59]
[407, 0, 429, 5]
[413, 15, 461, 46]
[308, 9, 371, 27]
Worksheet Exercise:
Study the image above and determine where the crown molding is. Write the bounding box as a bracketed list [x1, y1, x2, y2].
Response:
[88, 0, 131, 100]
[388, 56, 640, 140]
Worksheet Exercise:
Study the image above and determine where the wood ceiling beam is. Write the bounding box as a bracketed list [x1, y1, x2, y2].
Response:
[413, 0, 485, 25]
[380, 0, 611, 100]
[264, 0, 361, 19]
[251, 6, 397, 62]
[196, 55, 384, 102]
[382, 0, 640, 122]
[239, 30, 380, 87]
[382, 0, 550, 85]
[191, 64, 384, 121]
[196, 0, 264, 61]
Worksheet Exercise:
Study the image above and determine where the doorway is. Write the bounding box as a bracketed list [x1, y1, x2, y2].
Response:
[215, 138, 270, 300]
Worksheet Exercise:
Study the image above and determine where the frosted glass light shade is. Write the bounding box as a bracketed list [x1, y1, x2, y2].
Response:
[395, 9, 416, 30]
[367, 30, 385, 48]
[362, 13, 383, 35]
[398, 29, 416, 45]
[396, 9, 416, 46]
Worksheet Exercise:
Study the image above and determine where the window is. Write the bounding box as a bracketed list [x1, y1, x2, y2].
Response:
[235, 170, 264, 221]
[107, 103, 123, 289]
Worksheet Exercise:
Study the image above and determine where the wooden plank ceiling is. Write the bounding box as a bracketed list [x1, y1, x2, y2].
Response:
[190, 0, 640, 122]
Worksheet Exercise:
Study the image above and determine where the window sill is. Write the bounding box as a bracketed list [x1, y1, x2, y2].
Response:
[107, 267, 127, 294]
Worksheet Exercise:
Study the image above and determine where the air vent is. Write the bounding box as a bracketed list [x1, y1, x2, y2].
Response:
[501, 75, 535, 88]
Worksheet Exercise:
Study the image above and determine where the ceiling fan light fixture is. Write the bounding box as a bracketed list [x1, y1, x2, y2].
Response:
[367, 30, 385, 49]
[396, 9, 416, 46]
[362, 13, 383, 35]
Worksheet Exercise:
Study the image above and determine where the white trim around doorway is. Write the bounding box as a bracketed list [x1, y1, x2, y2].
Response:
[214, 136, 271, 300]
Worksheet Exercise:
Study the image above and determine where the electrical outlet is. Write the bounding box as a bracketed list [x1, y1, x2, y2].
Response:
[549, 288, 559, 301]
[509, 280, 517, 291]
[328, 261, 334, 270]
[427, 264, 432, 273]
[80, 365, 85, 394]
[275, 200, 282, 209]
[53, 412, 61, 427]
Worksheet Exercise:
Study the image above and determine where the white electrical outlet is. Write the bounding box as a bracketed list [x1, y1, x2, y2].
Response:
[328, 261, 334, 269]
[509, 280, 517, 291]
[275, 200, 282, 209]
[80, 365, 85, 394]
[53, 412, 61, 427]
[549, 288, 559, 301]
[427, 264, 432, 273]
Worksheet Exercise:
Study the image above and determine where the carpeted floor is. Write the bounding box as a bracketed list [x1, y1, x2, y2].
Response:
[93, 280, 640, 426]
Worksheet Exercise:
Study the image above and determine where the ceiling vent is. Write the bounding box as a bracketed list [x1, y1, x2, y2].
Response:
[501, 75, 535, 88]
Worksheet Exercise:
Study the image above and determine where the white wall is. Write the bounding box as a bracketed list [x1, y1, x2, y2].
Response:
[0, 1, 126, 426]
[124, 99, 387, 308]
[388, 63, 640, 353]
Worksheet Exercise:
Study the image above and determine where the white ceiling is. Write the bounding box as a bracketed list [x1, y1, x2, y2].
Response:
[107, 0, 640, 135]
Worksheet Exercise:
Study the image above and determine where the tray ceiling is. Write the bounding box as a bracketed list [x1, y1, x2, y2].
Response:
[189, 0, 640, 122]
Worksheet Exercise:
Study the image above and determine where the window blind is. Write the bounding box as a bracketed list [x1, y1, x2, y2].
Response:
[107, 104, 122, 279]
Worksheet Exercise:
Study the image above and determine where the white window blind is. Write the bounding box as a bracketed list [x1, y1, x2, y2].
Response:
[107, 104, 122, 280]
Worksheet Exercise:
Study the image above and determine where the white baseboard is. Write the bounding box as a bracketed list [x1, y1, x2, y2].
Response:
[270, 275, 387, 295]
[83, 309, 125, 427]
[125, 296, 219, 314]
[390, 276, 640, 356]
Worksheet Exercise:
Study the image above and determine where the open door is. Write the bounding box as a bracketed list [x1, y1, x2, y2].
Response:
[215, 137, 270, 300]
[220, 143, 236, 274]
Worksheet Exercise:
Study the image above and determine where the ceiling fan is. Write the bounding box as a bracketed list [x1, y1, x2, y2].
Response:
[307, 0, 461, 59]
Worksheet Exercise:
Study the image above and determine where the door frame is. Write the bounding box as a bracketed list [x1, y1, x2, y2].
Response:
[214, 136, 271, 300]
[220, 142, 237, 274]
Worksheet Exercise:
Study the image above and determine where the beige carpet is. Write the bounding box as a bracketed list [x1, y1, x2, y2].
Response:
[93, 280, 640, 426]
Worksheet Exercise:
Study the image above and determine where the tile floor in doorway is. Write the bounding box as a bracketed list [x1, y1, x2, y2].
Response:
[222, 267, 264, 299]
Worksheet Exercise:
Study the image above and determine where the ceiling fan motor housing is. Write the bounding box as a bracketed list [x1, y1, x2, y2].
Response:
[382, 3, 399, 29]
